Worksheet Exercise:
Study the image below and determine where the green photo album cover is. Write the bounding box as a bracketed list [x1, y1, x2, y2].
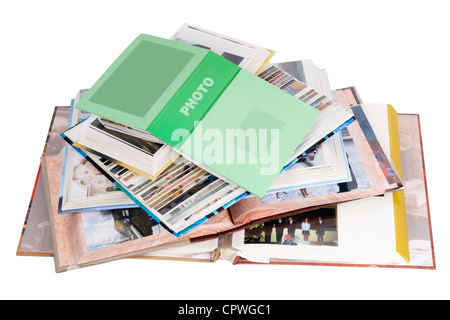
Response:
[75, 34, 319, 197]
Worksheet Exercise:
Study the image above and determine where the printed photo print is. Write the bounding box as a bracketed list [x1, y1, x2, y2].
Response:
[81, 208, 162, 252]
[244, 207, 338, 247]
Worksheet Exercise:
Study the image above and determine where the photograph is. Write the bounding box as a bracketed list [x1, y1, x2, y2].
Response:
[351, 105, 402, 185]
[275, 60, 307, 83]
[82, 208, 160, 252]
[244, 207, 338, 247]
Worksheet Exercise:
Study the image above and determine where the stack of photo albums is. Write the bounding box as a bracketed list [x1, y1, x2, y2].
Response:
[17, 24, 435, 272]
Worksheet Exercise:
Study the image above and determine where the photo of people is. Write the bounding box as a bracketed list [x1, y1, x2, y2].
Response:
[244, 207, 338, 247]
[72, 158, 120, 197]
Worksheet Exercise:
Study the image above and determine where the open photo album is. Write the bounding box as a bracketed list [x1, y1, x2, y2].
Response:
[230, 89, 434, 269]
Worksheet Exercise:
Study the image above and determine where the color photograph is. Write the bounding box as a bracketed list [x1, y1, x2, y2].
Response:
[244, 207, 338, 247]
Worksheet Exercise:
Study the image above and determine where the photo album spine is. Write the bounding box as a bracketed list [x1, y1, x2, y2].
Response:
[146, 50, 240, 147]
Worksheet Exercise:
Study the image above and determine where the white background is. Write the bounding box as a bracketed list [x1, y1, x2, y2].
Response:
[1, 0, 449, 300]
